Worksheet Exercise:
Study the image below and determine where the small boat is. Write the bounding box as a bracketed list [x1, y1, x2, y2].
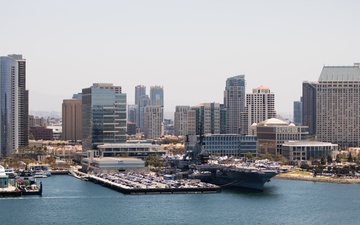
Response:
[17, 171, 43, 195]
[45, 171, 52, 177]
[34, 170, 47, 178]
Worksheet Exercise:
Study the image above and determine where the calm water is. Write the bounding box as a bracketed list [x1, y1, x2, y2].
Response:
[1, 175, 360, 225]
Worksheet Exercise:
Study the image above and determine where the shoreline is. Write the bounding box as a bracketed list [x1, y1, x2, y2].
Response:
[275, 173, 360, 184]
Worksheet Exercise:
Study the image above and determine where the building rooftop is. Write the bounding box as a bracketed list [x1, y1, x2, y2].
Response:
[318, 64, 360, 82]
[258, 118, 289, 126]
[283, 140, 338, 147]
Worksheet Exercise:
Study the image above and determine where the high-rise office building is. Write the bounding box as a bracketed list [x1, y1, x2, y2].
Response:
[174, 105, 190, 136]
[62, 98, 82, 141]
[316, 64, 360, 147]
[135, 85, 146, 105]
[0, 54, 28, 156]
[139, 95, 150, 132]
[224, 75, 245, 134]
[150, 85, 164, 107]
[127, 104, 138, 124]
[293, 97, 302, 125]
[302, 81, 317, 135]
[135, 85, 146, 127]
[187, 103, 221, 135]
[82, 83, 127, 150]
[144, 105, 163, 139]
[241, 85, 276, 135]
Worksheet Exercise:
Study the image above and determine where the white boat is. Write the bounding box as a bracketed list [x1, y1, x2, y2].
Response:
[34, 170, 47, 178]
[4, 168, 17, 178]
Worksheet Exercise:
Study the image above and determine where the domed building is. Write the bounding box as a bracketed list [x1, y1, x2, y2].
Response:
[257, 118, 308, 155]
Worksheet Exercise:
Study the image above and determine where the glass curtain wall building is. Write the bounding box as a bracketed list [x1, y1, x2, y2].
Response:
[224, 75, 245, 134]
[82, 83, 127, 150]
[0, 55, 28, 157]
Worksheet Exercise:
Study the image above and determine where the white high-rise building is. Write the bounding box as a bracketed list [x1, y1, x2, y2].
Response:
[241, 85, 276, 135]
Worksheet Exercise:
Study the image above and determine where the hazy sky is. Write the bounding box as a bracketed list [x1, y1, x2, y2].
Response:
[1, 1, 360, 118]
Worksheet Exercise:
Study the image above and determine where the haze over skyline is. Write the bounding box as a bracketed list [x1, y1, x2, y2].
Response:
[1, 1, 360, 118]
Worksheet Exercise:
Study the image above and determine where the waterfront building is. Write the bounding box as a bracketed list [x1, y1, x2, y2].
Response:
[96, 143, 165, 158]
[187, 103, 221, 135]
[257, 118, 308, 155]
[241, 85, 276, 135]
[82, 83, 127, 150]
[316, 64, 360, 147]
[62, 98, 82, 141]
[0, 54, 28, 156]
[293, 98, 302, 125]
[143, 105, 163, 139]
[282, 141, 338, 161]
[186, 134, 257, 157]
[224, 75, 245, 134]
[81, 151, 147, 173]
[302, 81, 317, 135]
[174, 106, 190, 137]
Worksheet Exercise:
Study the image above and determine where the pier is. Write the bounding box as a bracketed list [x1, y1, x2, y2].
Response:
[69, 167, 221, 194]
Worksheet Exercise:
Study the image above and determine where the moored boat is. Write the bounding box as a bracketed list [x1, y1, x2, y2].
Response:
[17, 171, 43, 195]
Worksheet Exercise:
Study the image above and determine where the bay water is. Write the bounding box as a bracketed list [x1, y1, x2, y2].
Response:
[1, 175, 359, 225]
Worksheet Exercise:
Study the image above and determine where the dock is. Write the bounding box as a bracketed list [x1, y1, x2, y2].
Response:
[0, 185, 21, 197]
[69, 167, 221, 194]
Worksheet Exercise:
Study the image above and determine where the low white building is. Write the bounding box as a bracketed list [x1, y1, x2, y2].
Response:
[282, 141, 338, 161]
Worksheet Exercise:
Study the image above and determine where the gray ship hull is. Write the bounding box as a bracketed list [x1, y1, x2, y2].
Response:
[191, 166, 278, 191]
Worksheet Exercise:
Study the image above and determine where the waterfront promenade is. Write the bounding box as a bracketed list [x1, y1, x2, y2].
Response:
[276, 171, 360, 184]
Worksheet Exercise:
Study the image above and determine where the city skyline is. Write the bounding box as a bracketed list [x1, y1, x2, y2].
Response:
[1, 1, 360, 117]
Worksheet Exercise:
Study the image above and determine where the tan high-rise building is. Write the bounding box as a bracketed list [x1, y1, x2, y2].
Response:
[174, 106, 190, 136]
[316, 64, 360, 147]
[62, 99, 82, 141]
[144, 105, 163, 139]
[186, 103, 221, 135]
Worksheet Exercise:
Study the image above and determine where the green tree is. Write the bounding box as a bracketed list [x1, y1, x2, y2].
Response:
[320, 155, 326, 165]
[327, 155, 333, 164]
[335, 154, 342, 163]
[245, 152, 254, 160]
[348, 152, 353, 162]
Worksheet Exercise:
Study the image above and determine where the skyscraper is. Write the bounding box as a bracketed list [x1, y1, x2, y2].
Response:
[139, 95, 150, 132]
[135, 85, 146, 127]
[150, 85, 164, 107]
[135, 85, 146, 105]
[302, 81, 317, 135]
[293, 97, 302, 125]
[62, 97, 82, 141]
[316, 64, 360, 147]
[187, 103, 221, 135]
[82, 83, 127, 150]
[241, 85, 276, 135]
[174, 105, 190, 136]
[0, 54, 28, 156]
[144, 105, 163, 139]
[224, 75, 245, 134]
